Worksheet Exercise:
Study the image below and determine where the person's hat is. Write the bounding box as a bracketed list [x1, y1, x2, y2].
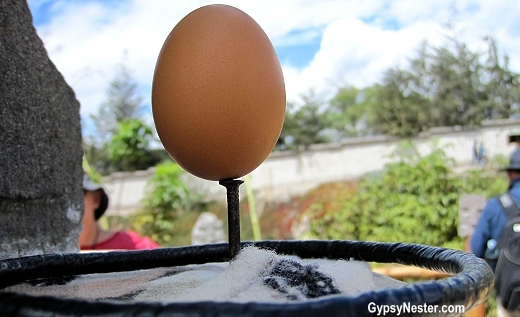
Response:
[502, 149, 520, 171]
[509, 130, 520, 143]
[82, 175, 109, 220]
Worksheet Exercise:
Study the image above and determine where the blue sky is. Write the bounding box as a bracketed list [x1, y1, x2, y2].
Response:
[27, 0, 520, 136]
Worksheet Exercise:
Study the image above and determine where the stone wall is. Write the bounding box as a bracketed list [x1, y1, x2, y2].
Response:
[102, 119, 520, 217]
[0, 1, 84, 259]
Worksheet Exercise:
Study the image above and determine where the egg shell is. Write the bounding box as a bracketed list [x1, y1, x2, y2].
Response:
[152, 4, 286, 181]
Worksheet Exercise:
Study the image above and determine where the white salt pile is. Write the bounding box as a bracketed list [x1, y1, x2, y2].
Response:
[2, 246, 404, 302]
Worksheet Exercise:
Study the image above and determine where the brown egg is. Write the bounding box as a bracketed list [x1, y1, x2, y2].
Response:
[152, 4, 286, 181]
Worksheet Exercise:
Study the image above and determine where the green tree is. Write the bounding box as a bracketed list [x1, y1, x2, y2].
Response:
[326, 86, 376, 138]
[371, 70, 431, 137]
[370, 38, 520, 137]
[428, 40, 488, 126]
[108, 118, 155, 171]
[483, 37, 520, 119]
[277, 89, 331, 150]
[84, 64, 148, 174]
[90, 64, 144, 145]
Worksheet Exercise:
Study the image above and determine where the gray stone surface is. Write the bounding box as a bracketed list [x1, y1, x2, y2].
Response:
[0, 0, 83, 259]
[191, 212, 226, 245]
[458, 194, 487, 237]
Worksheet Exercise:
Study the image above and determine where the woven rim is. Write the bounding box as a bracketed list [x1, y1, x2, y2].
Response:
[0, 240, 494, 317]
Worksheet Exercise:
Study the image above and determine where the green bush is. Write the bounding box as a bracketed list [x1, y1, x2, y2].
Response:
[129, 161, 192, 246]
[306, 141, 508, 248]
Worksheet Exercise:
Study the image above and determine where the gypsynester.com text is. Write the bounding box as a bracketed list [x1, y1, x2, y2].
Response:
[367, 302, 465, 316]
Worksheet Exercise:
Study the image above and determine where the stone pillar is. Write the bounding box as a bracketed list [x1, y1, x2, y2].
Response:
[0, 0, 84, 259]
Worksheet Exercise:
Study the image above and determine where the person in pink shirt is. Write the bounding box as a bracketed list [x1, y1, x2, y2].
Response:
[79, 175, 160, 251]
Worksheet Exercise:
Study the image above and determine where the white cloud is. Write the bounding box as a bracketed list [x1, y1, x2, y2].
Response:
[29, 0, 520, 133]
[283, 17, 445, 103]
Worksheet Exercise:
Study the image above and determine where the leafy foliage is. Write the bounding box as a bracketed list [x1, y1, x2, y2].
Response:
[129, 161, 191, 246]
[107, 118, 156, 171]
[305, 142, 508, 247]
[369, 38, 520, 137]
[326, 86, 376, 138]
[371, 74, 431, 137]
[483, 37, 520, 119]
[457, 158, 509, 197]
[82, 154, 103, 183]
[277, 90, 331, 150]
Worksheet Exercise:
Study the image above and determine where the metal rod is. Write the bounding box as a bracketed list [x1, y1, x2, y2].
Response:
[219, 178, 244, 259]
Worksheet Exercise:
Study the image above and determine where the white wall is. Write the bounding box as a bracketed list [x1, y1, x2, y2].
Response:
[102, 119, 520, 216]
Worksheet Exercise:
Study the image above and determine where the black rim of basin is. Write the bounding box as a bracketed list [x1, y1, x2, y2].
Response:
[0, 240, 494, 317]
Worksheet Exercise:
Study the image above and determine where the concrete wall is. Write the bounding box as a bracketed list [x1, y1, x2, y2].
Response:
[0, 1, 84, 259]
[102, 119, 519, 217]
